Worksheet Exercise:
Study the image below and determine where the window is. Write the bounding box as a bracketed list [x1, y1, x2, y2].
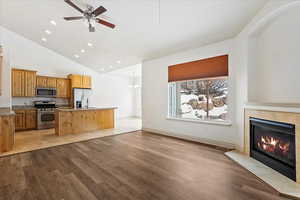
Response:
[168, 77, 229, 122]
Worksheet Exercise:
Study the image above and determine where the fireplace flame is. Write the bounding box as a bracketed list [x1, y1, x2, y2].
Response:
[257, 136, 290, 155]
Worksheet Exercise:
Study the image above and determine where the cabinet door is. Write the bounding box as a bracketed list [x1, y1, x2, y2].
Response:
[82, 76, 92, 89]
[56, 78, 64, 98]
[65, 79, 71, 98]
[25, 110, 37, 129]
[47, 77, 57, 88]
[15, 110, 26, 131]
[70, 75, 82, 88]
[56, 78, 69, 98]
[25, 71, 36, 97]
[12, 69, 25, 97]
[36, 76, 48, 88]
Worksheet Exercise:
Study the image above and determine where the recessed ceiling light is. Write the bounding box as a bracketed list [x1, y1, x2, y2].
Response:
[41, 37, 47, 42]
[50, 20, 57, 26]
[87, 43, 93, 47]
[81, 49, 85, 53]
[45, 30, 51, 35]
[116, 60, 121, 64]
[74, 54, 79, 58]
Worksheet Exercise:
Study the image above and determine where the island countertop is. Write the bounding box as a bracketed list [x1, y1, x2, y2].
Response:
[56, 107, 117, 112]
[55, 107, 116, 136]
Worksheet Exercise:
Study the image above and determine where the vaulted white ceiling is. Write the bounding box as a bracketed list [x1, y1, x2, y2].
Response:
[0, 0, 267, 72]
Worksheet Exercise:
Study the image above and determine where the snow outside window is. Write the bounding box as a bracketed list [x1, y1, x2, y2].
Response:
[168, 77, 228, 122]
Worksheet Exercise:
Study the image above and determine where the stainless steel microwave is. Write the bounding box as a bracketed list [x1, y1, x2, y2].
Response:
[36, 88, 57, 97]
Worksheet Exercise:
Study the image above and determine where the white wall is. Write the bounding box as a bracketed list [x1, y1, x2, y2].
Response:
[233, 0, 300, 151]
[142, 0, 300, 150]
[248, 5, 300, 103]
[142, 39, 236, 147]
[0, 26, 136, 119]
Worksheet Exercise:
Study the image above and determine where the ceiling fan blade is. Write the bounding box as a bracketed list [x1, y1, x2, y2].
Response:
[64, 16, 84, 21]
[64, 0, 84, 13]
[96, 18, 115, 29]
[92, 6, 107, 17]
[89, 24, 95, 32]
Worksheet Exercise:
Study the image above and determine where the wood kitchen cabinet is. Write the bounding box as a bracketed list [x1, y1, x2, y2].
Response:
[12, 69, 37, 97]
[12, 69, 25, 97]
[14, 109, 37, 131]
[25, 110, 37, 130]
[36, 76, 48, 88]
[14, 110, 26, 131]
[56, 78, 70, 98]
[82, 76, 92, 89]
[69, 74, 82, 88]
[25, 70, 37, 96]
[68, 74, 92, 89]
[36, 76, 56, 88]
[47, 77, 57, 88]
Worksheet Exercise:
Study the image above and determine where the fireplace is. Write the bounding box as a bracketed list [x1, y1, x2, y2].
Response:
[250, 117, 296, 181]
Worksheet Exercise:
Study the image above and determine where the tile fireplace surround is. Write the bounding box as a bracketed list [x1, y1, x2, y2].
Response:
[226, 107, 300, 199]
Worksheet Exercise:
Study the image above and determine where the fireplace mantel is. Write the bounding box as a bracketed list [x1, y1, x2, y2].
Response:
[245, 102, 300, 113]
[244, 108, 300, 183]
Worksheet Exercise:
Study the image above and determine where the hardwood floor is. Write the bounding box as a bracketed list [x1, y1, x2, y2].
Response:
[0, 131, 288, 200]
[0, 118, 141, 157]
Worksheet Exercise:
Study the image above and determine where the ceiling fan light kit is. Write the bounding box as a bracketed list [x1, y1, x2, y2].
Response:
[64, 0, 115, 32]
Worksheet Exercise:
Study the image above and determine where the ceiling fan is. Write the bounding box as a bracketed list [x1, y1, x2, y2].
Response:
[63, 0, 115, 32]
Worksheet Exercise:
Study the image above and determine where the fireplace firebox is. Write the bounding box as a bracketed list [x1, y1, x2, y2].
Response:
[250, 117, 296, 181]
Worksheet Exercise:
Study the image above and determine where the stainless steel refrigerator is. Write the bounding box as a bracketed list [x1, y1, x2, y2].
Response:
[73, 88, 92, 109]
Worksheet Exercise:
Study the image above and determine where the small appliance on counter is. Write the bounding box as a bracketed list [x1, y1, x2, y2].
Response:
[73, 88, 92, 109]
[34, 100, 56, 130]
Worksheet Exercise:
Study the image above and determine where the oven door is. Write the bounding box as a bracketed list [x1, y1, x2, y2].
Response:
[36, 88, 57, 97]
[37, 111, 55, 129]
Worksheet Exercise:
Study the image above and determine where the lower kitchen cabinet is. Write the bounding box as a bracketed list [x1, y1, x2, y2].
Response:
[25, 110, 37, 130]
[14, 109, 37, 131]
[15, 110, 26, 131]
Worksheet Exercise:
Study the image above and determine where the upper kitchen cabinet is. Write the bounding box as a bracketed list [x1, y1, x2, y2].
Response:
[68, 74, 82, 88]
[36, 76, 56, 88]
[56, 78, 70, 98]
[82, 76, 92, 89]
[47, 77, 57, 88]
[68, 74, 92, 89]
[25, 70, 37, 96]
[12, 68, 37, 97]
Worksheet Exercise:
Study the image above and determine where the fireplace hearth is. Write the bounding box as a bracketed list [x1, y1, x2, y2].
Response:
[250, 117, 296, 181]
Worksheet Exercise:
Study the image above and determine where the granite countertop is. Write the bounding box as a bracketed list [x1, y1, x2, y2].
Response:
[12, 105, 36, 110]
[0, 108, 15, 116]
[56, 107, 117, 112]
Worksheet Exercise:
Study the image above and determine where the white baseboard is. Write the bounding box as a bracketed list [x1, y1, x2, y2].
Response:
[142, 127, 235, 149]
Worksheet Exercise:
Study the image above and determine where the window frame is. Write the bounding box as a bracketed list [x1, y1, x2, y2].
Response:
[167, 76, 232, 126]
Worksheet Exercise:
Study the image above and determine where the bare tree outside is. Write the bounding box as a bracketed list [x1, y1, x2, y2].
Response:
[170, 78, 228, 121]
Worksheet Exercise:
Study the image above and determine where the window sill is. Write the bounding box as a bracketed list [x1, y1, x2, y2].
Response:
[166, 117, 232, 126]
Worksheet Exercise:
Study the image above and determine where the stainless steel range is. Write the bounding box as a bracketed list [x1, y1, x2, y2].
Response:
[34, 101, 56, 130]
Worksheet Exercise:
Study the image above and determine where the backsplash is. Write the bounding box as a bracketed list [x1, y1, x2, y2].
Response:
[12, 97, 69, 106]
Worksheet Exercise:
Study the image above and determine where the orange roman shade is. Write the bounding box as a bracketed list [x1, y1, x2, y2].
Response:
[168, 55, 228, 82]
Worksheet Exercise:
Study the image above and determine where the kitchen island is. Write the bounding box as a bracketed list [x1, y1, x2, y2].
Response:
[0, 108, 15, 153]
[55, 107, 117, 136]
